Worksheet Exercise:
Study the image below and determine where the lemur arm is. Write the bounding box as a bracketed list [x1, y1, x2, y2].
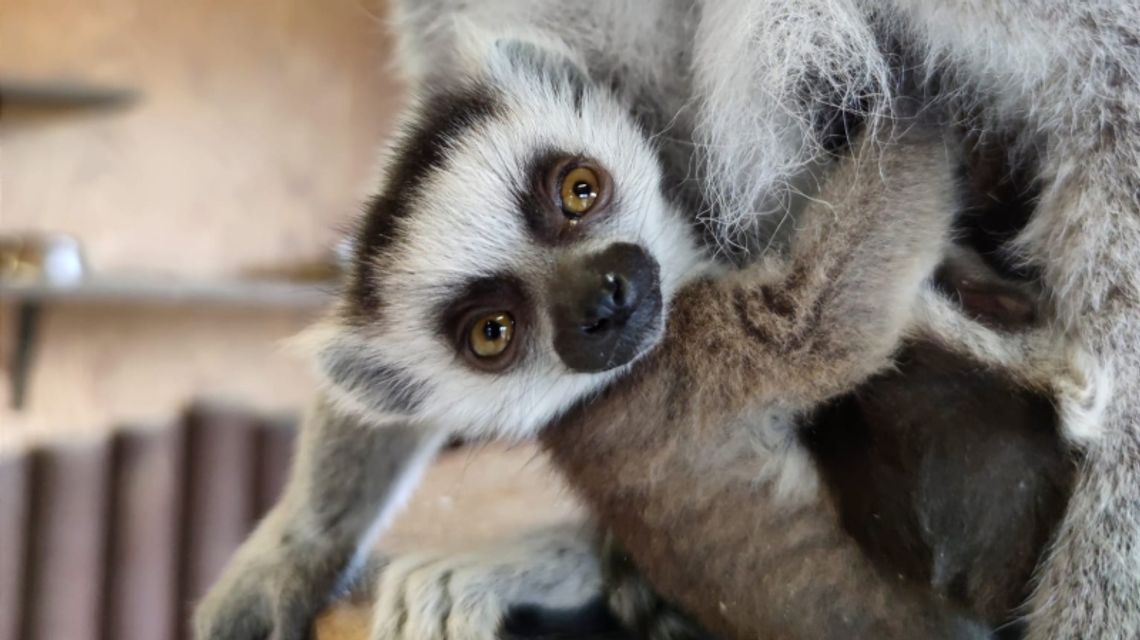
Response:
[194, 395, 444, 640]
[541, 132, 982, 639]
[661, 129, 955, 417]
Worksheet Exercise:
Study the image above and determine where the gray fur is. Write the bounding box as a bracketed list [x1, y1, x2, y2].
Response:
[401, 3, 1139, 635]
[319, 342, 431, 416]
[196, 0, 1137, 638]
[883, 5, 1140, 635]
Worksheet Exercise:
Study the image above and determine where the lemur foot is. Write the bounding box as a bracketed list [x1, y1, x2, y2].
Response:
[370, 524, 604, 640]
[1053, 344, 1112, 446]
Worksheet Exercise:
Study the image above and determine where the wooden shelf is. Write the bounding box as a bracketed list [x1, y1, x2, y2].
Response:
[0, 276, 335, 309]
[0, 275, 336, 409]
[0, 78, 136, 109]
[0, 78, 138, 128]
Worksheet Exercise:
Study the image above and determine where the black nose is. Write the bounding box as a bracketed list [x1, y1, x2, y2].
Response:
[579, 272, 632, 333]
[550, 243, 663, 373]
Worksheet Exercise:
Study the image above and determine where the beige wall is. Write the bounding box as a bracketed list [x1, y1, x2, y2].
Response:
[0, 0, 404, 444]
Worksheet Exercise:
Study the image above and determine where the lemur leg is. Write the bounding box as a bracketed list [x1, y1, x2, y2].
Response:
[543, 132, 992, 639]
[911, 289, 1112, 446]
[885, 3, 1140, 635]
[369, 523, 605, 640]
[194, 395, 443, 640]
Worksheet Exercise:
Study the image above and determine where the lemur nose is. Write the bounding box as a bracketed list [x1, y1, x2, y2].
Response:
[579, 272, 634, 334]
[550, 243, 663, 373]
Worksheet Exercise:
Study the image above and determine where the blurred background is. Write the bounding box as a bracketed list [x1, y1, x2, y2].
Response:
[1, 0, 400, 441]
[0, 2, 578, 639]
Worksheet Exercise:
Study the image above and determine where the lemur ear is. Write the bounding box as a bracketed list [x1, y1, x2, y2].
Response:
[387, 0, 519, 88]
[387, 0, 587, 91]
[290, 322, 429, 419]
[388, 0, 465, 86]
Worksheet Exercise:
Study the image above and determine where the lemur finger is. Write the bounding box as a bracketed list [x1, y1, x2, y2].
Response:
[371, 525, 604, 640]
[374, 552, 523, 640]
[372, 552, 447, 640]
[192, 573, 274, 640]
[400, 560, 458, 640]
[443, 595, 504, 640]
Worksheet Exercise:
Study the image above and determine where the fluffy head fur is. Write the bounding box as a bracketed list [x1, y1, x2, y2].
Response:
[309, 34, 710, 440]
[309, 0, 904, 439]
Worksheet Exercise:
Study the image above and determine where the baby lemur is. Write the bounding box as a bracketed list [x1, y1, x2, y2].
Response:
[554, 260, 1081, 640]
[196, 0, 1128, 637]
[537, 129, 1105, 640]
[574, 139, 1085, 640]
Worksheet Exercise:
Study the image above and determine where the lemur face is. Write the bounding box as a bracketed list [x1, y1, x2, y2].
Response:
[316, 42, 710, 439]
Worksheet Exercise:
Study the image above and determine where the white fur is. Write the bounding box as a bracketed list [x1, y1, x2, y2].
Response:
[691, 0, 893, 254]
[370, 524, 602, 640]
[318, 41, 712, 441]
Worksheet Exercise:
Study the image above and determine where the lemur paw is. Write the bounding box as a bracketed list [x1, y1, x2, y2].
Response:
[193, 548, 323, 640]
[1054, 345, 1112, 446]
[370, 525, 603, 640]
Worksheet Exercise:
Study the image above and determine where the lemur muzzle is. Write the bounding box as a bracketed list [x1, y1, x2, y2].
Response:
[550, 242, 662, 373]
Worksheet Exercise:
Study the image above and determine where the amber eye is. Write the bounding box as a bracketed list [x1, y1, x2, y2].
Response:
[559, 166, 600, 217]
[468, 312, 515, 358]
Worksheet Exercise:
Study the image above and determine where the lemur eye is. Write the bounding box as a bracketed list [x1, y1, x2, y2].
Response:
[468, 312, 515, 358]
[560, 166, 600, 216]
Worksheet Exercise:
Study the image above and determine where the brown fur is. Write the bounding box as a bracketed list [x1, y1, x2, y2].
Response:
[592, 230, 1080, 639]
[540, 131, 984, 639]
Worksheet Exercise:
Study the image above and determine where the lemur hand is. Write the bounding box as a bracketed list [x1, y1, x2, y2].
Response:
[370, 524, 604, 640]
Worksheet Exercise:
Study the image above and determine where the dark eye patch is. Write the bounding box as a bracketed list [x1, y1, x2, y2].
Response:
[436, 274, 532, 355]
[344, 84, 501, 324]
[515, 149, 615, 245]
[515, 148, 564, 242]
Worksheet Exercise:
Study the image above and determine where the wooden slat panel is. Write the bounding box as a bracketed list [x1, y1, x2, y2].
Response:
[0, 453, 30, 640]
[179, 405, 259, 632]
[21, 440, 112, 640]
[104, 425, 184, 640]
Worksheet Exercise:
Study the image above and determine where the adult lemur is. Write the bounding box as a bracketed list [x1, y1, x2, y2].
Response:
[196, 0, 1136, 638]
